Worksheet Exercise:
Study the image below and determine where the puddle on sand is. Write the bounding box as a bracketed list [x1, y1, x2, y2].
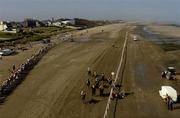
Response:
[136, 26, 180, 45]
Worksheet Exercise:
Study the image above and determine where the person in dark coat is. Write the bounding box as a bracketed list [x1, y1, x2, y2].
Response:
[12, 64, 16, 71]
[86, 79, 90, 87]
[169, 98, 174, 111]
[87, 67, 91, 75]
[101, 73, 105, 81]
[99, 85, 104, 96]
[92, 85, 96, 96]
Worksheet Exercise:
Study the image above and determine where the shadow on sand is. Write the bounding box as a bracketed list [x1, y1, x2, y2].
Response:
[88, 98, 101, 104]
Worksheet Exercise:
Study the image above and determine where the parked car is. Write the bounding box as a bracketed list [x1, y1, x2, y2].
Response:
[0, 49, 15, 56]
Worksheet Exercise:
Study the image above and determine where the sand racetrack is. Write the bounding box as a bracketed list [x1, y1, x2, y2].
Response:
[0, 24, 180, 118]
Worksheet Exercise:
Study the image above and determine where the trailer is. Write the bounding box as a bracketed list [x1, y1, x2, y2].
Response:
[161, 67, 176, 80]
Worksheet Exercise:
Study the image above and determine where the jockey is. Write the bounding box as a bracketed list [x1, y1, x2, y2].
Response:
[80, 90, 86, 101]
[86, 79, 90, 87]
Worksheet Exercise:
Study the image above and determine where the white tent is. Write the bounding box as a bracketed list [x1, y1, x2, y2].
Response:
[159, 86, 177, 102]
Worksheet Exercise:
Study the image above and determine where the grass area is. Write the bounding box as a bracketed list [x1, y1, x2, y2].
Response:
[0, 32, 18, 39]
[0, 27, 73, 47]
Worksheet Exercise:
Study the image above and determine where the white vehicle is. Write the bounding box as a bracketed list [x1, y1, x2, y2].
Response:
[0, 49, 14, 56]
[159, 86, 177, 102]
[133, 35, 138, 41]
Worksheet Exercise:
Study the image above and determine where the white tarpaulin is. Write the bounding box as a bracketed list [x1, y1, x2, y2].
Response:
[159, 86, 177, 102]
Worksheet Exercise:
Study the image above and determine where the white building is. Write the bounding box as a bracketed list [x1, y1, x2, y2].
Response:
[52, 22, 62, 27]
[0, 21, 8, 31]
[61, 19, 75, 25]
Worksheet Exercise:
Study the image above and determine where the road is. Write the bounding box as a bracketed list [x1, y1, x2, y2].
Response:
[0, 24, 180, 118]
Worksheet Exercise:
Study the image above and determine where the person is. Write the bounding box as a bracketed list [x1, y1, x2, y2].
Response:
[95, 78, 100, 88]
[169, 98, 174, 111]
[86, 78, 90, 87]
[99, 85, 104, 96]
[87, 67, 91, 75]
[101, 73, 105, 81]
[91, 85, 96, 96]
[107, 77, 112, 85]
[12, 64, 16, 71]
[0, 54, 2, 60]
[165, 95, 171, 110]
[93, 71, 97, 77]
[161, 71, 166, 78]
[80, 90, 86, 102]
[164, 94, 169, 103]
[111, 88, 117, 99]
[119, 90, 125, 99]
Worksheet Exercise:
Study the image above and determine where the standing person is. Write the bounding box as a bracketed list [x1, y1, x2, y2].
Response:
[91, 85, 96, 96]
[0, 54, 2, 60]
[12, 64, 16, 71]
[99, 85, 104, 96]
[87, 67, 91, 75]
[80, 90, 86, 103]
[93, 71, 97, 78]
[95, 78, 100, 88]
[166, 95, 170, 110]
[169, 98, 174, 111]
[161, 71, 166, 79]
[86, 78, 90, 87]
[107, 77, 112, 85]
[101, 73, 105, 81]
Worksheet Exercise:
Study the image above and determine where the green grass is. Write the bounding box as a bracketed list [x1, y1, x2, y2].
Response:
[0, 27, 73, 47]
[0, 32, 18, 39]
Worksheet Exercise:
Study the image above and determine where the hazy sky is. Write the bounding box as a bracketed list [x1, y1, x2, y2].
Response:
[0, 0, 180, 23]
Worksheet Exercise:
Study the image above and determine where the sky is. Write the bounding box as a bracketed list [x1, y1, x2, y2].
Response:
[0, 0, 180, 23]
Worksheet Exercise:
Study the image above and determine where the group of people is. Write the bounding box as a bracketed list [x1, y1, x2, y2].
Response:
[80, 67, 125, 103]
[0, 44, 54, 101]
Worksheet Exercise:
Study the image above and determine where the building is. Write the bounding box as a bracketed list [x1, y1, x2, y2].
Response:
[52, 21, 62, 27]
[61, 19, 75, 25]
[0, 21, 17, 33]
[0, 21, 8, 31]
